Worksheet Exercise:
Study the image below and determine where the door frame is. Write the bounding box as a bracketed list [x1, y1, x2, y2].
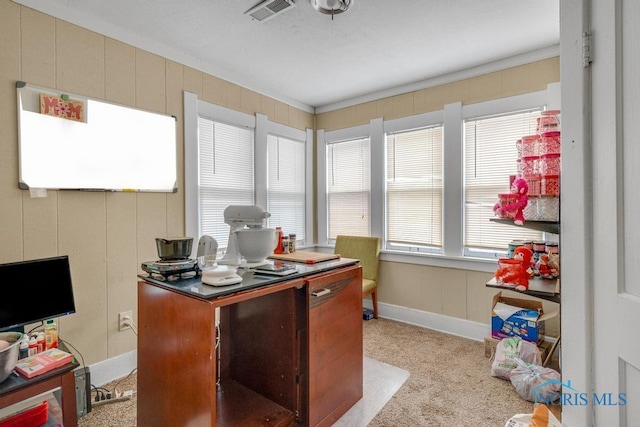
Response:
[560, 0, 593, 425]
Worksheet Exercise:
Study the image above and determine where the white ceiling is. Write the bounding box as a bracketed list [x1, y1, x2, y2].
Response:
[14, 0, 560, 112]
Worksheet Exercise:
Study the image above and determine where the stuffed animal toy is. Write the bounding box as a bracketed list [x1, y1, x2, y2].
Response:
[493, 178, 529, 226]
[536, 253, 560, 278]
[495, 246, 534, 291]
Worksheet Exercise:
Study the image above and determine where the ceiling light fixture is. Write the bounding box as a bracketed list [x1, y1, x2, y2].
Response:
[310, 0, 354, 20]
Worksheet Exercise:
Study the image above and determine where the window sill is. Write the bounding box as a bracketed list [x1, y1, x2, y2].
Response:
[313, 245, 497, 273]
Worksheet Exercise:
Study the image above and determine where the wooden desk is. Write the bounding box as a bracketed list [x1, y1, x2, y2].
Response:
[0, 362, 78, 426]
[137, 261, 362, 427]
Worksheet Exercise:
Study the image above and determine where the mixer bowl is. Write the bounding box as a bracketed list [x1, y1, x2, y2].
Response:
[235, 228, 277, 263]
[0, 332, 24, 383]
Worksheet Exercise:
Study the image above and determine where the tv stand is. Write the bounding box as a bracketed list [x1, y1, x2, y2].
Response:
[0, 361, 78, 426]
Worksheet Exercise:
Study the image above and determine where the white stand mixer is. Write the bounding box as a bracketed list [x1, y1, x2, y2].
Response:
[222, 205, 271, 263]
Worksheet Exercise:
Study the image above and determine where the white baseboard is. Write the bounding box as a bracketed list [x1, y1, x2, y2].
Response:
[364, 300, 489, 342]
[89, 349, 137, 387]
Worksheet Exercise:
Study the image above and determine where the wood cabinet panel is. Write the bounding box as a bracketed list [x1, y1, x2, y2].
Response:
[137, 282, 216, 426]
[307, 265, 363, 427]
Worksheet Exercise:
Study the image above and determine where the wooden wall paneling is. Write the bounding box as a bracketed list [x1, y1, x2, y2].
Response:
[260, 95, 276, 121]
[441, 268, 467, 319]
[20, 6, 56, 88]
[391, 92, 414, 120]
[240, 87, 261, 116]
[21, 194, 58, 261]
[466, 71, 503, 105]
[226, 83, 242, 111]
[105, 38, 136, 106]
[0, 0, 24, 263]
[166, 60, 185, 237]
[466, 270, 495, 323]
[55, 20, 105, 99]
[502, 64, 533, 97]
[420, 265, 443, 314]
[134, 49, 166, 113]
[274, 100, 289, 125]
[136, 192, 168, 265]
[426, 80, 469, 112]
[58, 191, 108, 364]
[106, 192, 138, 356]
[203, 74, 227, 107]
[183, 66, 204, 99]
[18, 5, 59, 262]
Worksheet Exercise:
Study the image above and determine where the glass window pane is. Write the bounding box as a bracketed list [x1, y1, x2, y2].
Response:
[386, 126, 443, 248]
[327, 138, 370, 238]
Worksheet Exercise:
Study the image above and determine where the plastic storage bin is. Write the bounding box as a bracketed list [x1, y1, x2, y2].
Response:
[537, 197, 560, 221]
[539, 153, 561, 175]
[537, 110, 561, 133]
[524, 174, 541, 196]
[521, 135, 540, 157]
[520, 156, 539, 176]
[540, 131, 561, 154]
[541, 174, 560, 196]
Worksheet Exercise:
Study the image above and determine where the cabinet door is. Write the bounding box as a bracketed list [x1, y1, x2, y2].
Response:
[307, 265, 363, 427]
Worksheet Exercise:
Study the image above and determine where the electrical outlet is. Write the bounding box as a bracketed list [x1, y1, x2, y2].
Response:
[118, 310, 133, 331]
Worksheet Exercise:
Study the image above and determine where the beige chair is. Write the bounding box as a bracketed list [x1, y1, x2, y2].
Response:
[334, 235, 381, 318]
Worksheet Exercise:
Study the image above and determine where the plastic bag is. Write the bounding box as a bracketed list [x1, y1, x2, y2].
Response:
[510, 358, 561, 402]
[504, 404, 562, 427]
[491, 336, 541, 380]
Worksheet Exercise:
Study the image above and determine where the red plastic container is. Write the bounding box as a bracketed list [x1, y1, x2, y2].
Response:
[540, 131, 561, 154]
[524, 174, 541, 196]
[539, 153, 561, 175]
[537, 110, 561, 133]
[496, 193, 518, 219]
[521, 155, 539, 176]
[521, 135, 540, 157]
[0, 401, 48, 427]
[541, 174, 560, 196]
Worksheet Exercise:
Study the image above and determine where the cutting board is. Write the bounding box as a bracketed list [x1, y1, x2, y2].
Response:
[268, 251, 340, 264]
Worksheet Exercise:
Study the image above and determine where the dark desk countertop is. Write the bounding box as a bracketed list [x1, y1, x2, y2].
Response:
[138, 257, 359, 300]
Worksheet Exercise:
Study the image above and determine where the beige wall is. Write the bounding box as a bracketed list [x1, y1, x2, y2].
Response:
[0, 0, 559, 367]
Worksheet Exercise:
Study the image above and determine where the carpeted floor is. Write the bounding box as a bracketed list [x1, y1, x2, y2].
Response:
[79, 318, 536, 426]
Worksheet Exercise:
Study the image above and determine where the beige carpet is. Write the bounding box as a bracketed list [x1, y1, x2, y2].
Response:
[79, 318, 535, 426]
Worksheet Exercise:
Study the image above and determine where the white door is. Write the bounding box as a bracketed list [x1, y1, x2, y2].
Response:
[590, 0, 640, 425]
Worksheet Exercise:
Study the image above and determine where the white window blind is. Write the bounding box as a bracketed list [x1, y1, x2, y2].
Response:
[198, 116, 254, 248]
[386, 126, 443, 248]
[267, 135, 306, 242]
[327, 137, 370, 239]
[464, 110, 543, 251]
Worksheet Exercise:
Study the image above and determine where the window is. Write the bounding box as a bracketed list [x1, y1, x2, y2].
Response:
[267, 135, 306, 242]
[326, 137, 371, 238]
[185, 93, 313, 252]
[386, 126, 444, 250]
[463, 110, 543, 253]
[198, 117, 254, 248]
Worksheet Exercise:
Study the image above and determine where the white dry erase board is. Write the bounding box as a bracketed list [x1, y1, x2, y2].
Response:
[16, 81, 177, 192]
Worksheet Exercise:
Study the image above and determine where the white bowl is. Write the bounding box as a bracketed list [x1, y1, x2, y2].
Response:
[235, 228, 277, 263]
[0, 332, 24, 383]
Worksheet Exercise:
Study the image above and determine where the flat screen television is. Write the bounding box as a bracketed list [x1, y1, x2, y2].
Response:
[0, 255, 76, 332]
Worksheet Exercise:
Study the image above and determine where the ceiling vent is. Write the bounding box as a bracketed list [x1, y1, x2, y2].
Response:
[245, 0, 296, 23]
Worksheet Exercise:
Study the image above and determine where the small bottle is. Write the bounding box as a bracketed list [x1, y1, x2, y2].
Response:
[28, 335, 38, 356]
[289, 234, 296, 252]
[19, 336, 29, 359]
[282, 236, 290, 254]
[274, 226, 284, 254]
[36, 332, 45, 353]
[45, 319, 59, 350]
